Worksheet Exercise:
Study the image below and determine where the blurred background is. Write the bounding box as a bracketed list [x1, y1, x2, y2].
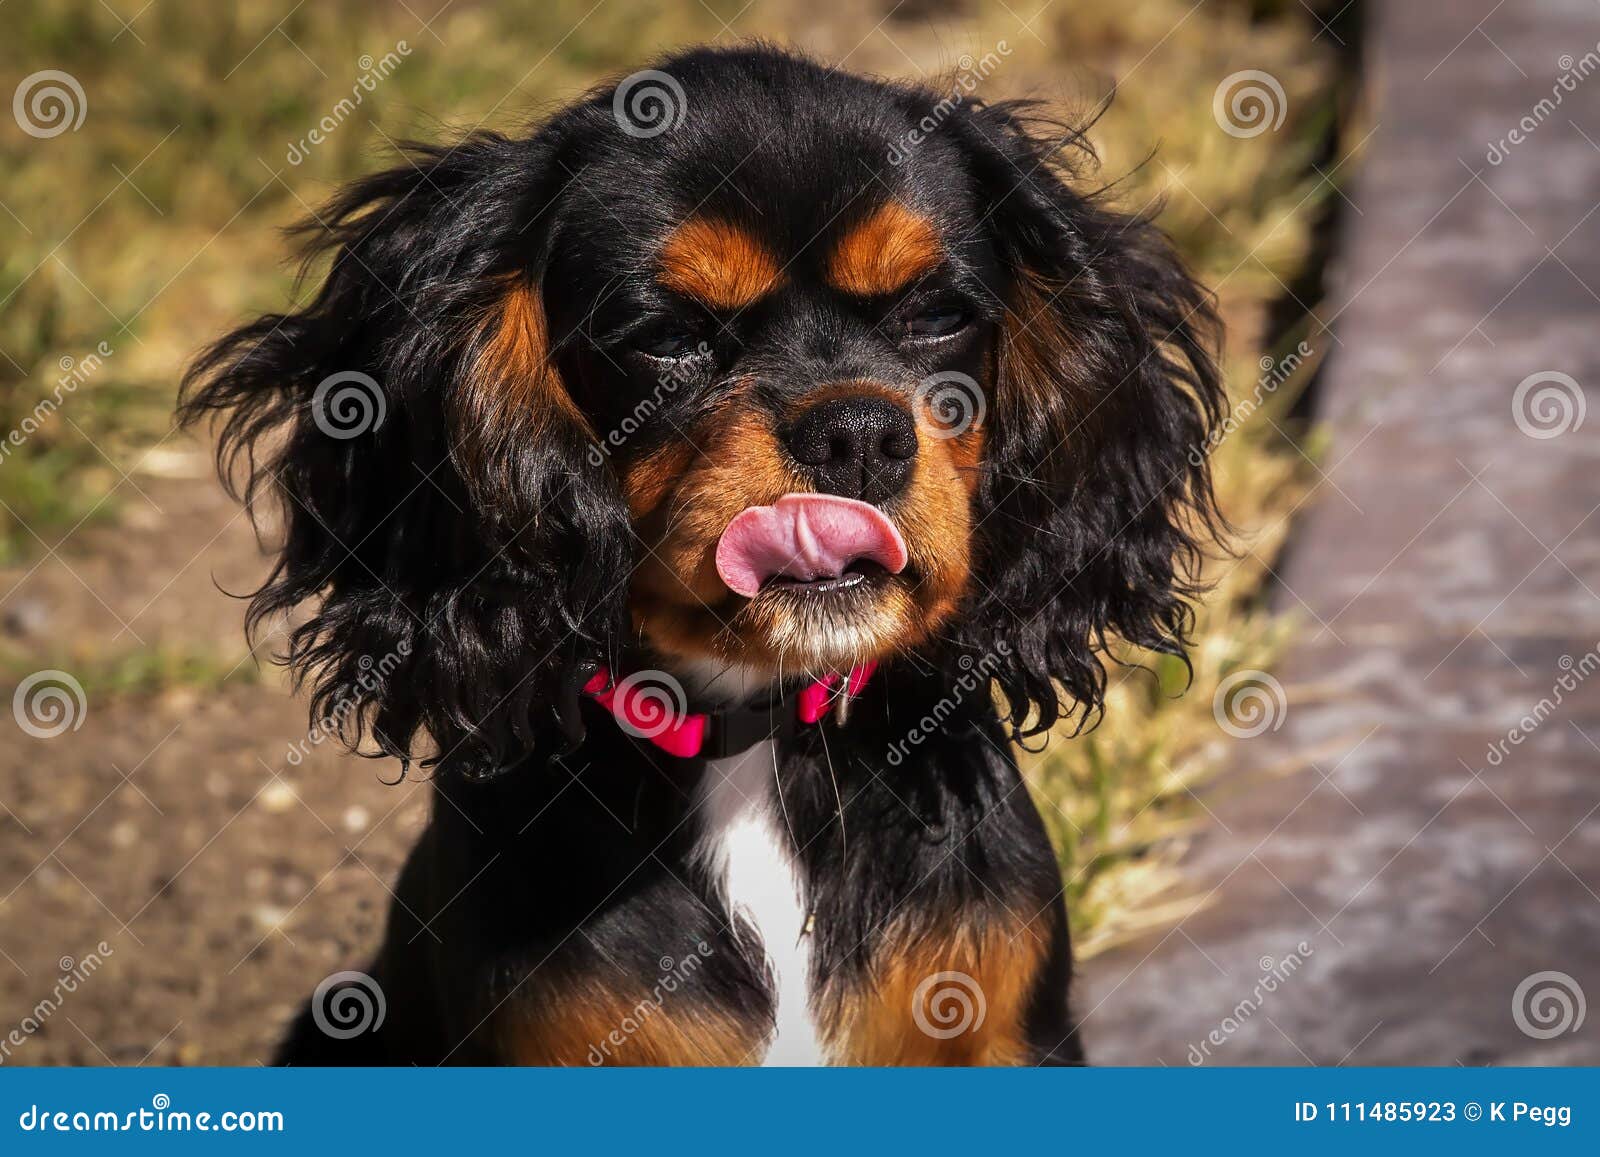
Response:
[3, 0, 1595, 1067]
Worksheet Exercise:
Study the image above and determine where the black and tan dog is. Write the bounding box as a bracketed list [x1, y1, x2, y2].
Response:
[182, 44, 1223, 1066]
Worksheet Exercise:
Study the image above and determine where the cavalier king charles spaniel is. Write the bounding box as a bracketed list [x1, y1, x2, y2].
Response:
[183, 44, 1223, 1066]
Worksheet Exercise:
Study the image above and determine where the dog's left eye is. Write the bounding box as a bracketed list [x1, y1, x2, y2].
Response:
[905, 305, 969, 339]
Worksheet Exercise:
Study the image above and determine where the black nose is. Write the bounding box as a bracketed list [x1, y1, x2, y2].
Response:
[785, 396, 917, 504]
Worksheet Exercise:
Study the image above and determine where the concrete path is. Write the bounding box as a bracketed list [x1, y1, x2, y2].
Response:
[1080, 0, 1600, 1065]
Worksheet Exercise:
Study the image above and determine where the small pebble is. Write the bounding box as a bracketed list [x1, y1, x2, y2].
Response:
[252, 905, 290, 930]
[1, 598, 50, 638]
[259, 781, 298, 814]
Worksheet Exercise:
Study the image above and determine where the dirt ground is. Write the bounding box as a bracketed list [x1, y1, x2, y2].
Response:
[0, 445, 432, 1064]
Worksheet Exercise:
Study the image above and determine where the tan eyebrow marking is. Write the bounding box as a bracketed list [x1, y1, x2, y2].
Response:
[826, 201, 943, 296]
[658, 216, 784, 310]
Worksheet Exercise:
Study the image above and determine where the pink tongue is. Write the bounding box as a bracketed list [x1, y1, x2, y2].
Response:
[715, 494, 908, 598]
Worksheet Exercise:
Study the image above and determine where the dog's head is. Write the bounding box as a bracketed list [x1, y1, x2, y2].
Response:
[183, 46, 1223, 778]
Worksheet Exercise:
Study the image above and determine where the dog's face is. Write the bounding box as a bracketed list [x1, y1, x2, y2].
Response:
[185, 47, 1223, 776]
[542, 129, 1003, 674]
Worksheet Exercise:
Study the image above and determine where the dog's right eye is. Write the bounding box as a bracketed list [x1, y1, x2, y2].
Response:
[638, 331, 700, 359]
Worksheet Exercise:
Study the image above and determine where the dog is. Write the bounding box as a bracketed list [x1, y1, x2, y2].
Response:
[181, 44, 1223, 1066]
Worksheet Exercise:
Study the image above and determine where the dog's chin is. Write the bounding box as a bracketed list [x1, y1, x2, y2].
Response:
[732, 565, 918, 673]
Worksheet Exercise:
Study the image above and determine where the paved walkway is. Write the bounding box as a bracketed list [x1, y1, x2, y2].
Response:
[1080, 0, 1600, 1065]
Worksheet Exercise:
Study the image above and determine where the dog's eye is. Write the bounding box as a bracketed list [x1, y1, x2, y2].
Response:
[638, 331, 700, 359]
[905, 306, 969, 339]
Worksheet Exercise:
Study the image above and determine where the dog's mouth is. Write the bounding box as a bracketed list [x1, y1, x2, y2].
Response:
[761, 558, 892, 595]
[715, 494, 908, 601]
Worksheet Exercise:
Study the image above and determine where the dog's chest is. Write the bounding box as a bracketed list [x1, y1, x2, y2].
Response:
[693, 741, 824, 1065]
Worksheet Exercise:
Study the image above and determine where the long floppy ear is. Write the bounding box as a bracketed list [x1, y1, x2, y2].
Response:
[179, 126, 631, 780]
[946, 99, 1226, 737]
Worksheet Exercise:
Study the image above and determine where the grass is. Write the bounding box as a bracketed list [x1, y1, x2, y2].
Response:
[0, 641, 263, 701]
[0, 0, 1345, 951]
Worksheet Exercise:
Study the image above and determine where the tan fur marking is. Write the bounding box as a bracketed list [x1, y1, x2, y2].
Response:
[659, 217, 784, 310]
[620, 440, 696, 521]
[821, 917, 1048, 1066]
[999, 267, 1083, 426]
[500, 980, 764, 1066]
[628, 406, 803, 663]
[456, 280, 589, 484]
[827, 202, 943, 296]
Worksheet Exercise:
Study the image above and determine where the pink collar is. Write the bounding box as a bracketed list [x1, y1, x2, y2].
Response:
[582, 662, 878, 759]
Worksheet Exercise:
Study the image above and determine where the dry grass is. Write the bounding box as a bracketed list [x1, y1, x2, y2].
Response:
[0, 0, 1345, 951]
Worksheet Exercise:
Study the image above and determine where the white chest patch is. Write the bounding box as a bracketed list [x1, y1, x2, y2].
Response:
[692, 740, 824, 1066]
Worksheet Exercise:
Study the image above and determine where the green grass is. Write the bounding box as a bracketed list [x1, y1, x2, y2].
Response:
[0, 640, 263, 699]
[0, 0, 1344, 948]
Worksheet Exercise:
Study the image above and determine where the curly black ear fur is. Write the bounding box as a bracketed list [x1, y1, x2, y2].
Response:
[946, 98, 1227, 737]
[179, 124, 631, 780]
